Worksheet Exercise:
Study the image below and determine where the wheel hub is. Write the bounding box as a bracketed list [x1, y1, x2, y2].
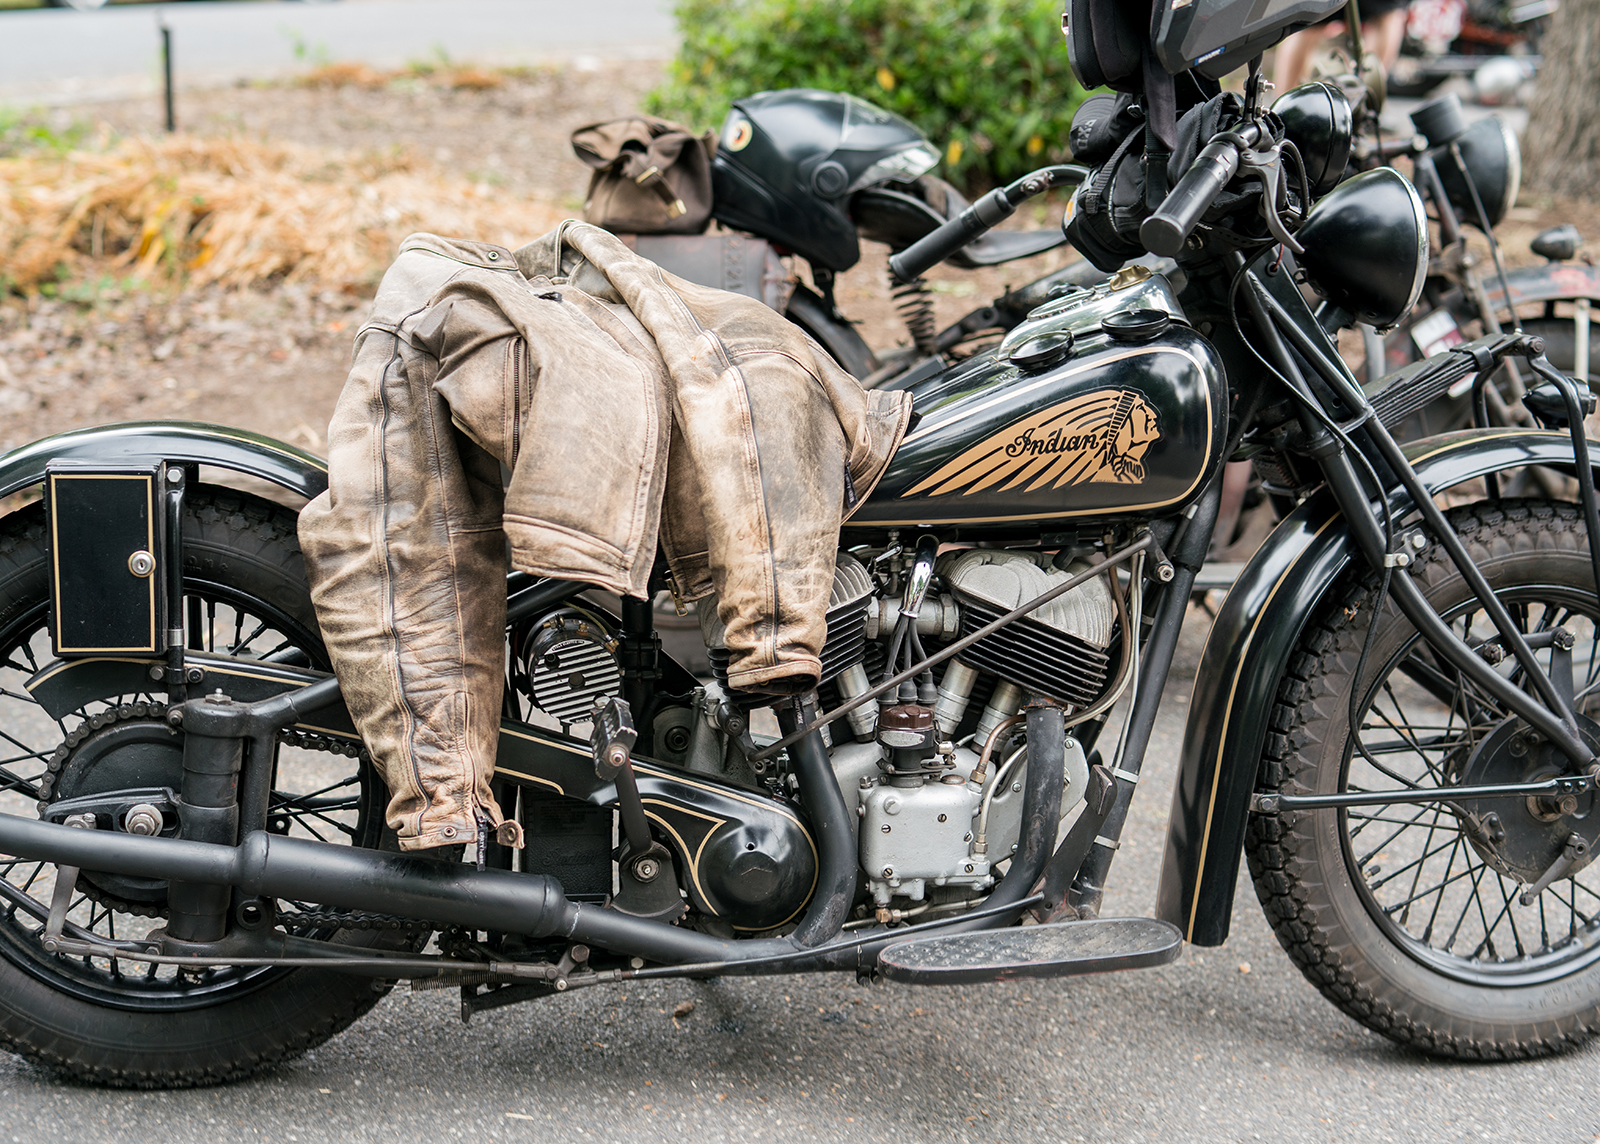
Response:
[1453, 715, 1600, 883]
[41, 709, 183, 915]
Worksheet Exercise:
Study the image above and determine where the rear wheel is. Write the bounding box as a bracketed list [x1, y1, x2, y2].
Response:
[0, 486, 395, 1087]
[1249, 500, 1600, 1057]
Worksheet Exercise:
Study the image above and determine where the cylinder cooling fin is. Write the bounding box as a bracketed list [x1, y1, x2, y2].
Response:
[704, 551, 876, 704]
[520, 608, 623, 727]
[938, 550, 1118, 709]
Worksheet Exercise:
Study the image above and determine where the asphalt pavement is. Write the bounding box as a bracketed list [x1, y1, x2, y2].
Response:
[1, 602, 1596, 1143]
[0, 0, 676, 104]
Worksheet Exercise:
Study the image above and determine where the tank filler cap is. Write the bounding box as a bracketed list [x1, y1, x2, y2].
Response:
[1101, 308, 1171, 344]
[1007, 330, 1074, 372]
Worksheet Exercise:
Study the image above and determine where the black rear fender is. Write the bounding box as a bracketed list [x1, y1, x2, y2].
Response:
[0, 421, 327, 505]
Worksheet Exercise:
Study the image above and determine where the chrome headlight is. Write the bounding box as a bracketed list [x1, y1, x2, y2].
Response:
[1296, 167, 1429, 330]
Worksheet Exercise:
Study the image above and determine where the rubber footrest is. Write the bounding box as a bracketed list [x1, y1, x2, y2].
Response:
[876, 916, 1183, 985]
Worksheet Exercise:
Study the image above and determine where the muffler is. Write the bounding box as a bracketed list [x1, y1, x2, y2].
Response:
[0, 814, 571, 938]
[0, 812, 762, 965]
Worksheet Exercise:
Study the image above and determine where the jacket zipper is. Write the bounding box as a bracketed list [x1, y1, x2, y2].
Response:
[510, 337, 525, 468]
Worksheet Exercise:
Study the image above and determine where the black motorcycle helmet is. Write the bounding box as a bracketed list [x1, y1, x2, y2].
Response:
[712, 89, 939, 273]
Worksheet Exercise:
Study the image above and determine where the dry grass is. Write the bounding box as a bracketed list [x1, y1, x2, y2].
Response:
[0, 135, 563, 292]
[299, 61, 507, 92]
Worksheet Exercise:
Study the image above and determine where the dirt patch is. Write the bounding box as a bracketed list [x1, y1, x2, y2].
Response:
[0, 63, 667, 457]
[0, 62, 1082, 459]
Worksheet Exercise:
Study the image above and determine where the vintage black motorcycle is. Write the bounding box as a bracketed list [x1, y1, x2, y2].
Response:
[3, 0, 1600, 1087]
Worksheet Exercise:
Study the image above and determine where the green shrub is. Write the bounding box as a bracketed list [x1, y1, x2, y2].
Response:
[647, 0, 1090, 193]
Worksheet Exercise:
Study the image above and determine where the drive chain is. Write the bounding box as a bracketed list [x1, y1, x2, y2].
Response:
[35, 702, 417, 933]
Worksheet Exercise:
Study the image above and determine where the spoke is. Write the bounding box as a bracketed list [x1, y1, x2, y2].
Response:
[1470, 873, 1524, 960]
[1378, 837, 1466, 921]
[1443, 862, 1492, 955]
[1346, 743, 1426, 793]
[1354, 802, 1437, 865]
[0, 720, 56, 762]
[230, 619, 270, 657]
[1571, 879, 1600, 905]
[271, 774, 360, 805]
[0, 769, 43, 799]
[1399, 805, 1450, 928]
[1372, 682, 1451, 785]
[1559, 883, 1596, 931]
[1369, 832, 1466, 892]
[276, 805, 358, 839]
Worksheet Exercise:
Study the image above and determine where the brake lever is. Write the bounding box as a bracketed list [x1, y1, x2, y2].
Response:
[1237, 141, 1305, 255]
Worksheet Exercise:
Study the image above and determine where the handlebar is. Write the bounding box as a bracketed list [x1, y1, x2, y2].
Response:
[889, 164, 1087, 283]
[1140, 138, 1243, 257]
[1139, 122, 1273, 258]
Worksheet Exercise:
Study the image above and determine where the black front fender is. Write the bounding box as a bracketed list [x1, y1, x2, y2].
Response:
[0, 421, 327, 502]
[1158, 428, 1597, 945]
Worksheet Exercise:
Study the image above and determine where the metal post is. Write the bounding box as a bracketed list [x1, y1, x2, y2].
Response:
[161, 22, 175, 133]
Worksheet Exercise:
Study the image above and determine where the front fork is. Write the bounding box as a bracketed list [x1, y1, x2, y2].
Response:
[1067, 479, 1223, 917]
[1236, 250, 1600, 774]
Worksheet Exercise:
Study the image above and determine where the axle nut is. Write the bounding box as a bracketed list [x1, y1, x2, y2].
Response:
[123, 803, 163, 837]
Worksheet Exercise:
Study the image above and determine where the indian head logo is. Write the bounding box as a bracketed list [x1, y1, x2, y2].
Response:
[904, 389, 1160, 499]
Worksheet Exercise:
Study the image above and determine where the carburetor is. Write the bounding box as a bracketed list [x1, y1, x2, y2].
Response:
[859, 702, 991, 906]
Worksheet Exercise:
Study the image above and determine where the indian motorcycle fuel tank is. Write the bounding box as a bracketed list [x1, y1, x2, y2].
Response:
[852, 271, 1226, 531]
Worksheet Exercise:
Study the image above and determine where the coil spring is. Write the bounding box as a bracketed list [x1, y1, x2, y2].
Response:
[890, 265, 938, 354]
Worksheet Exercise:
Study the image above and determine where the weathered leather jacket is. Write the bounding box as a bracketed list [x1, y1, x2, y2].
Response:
[299, 224, 911, 850]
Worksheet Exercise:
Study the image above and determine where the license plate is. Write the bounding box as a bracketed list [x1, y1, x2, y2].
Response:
[1412, 309, 1464, 359]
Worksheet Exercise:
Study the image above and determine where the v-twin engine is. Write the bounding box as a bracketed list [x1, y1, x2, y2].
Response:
[695, 545, 1111, 915]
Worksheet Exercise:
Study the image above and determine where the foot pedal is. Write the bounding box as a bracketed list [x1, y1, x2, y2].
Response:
[876, 917, 1182, 985]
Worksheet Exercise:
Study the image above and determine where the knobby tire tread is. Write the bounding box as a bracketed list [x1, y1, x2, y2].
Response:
[0, 487, 389, 1088]
[1246, 499, 1600, 1059]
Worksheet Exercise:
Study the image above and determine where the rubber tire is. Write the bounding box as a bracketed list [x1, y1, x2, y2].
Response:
[0, 487, 391, 1087]
[1247, 500, 1600, 1059]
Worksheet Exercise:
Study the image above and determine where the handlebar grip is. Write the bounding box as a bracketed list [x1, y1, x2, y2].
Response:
[1139, 139, 1243, 258]
[889, 188, 1011, 282]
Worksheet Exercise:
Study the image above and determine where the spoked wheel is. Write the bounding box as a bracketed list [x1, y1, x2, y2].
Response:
[0, 487, 396, 1087]
[1249, 500, 1600, 1057]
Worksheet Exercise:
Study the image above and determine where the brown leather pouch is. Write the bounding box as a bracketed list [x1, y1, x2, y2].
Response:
[571, 115, 717, 236]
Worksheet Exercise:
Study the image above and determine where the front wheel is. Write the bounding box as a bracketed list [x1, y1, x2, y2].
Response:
[0, 486, 395, 1087]
[1249, 500, 1600, 1057]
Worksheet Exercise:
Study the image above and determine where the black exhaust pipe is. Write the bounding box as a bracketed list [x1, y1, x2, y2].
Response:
[0, 813, 777, 964]
[0, 815, 572, 938]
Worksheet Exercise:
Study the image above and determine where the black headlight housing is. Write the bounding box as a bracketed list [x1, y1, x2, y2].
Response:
[1272, 81, 1354, 199]
[1436, 116, 1521, 232]
[1296, 167, 1429, 330]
